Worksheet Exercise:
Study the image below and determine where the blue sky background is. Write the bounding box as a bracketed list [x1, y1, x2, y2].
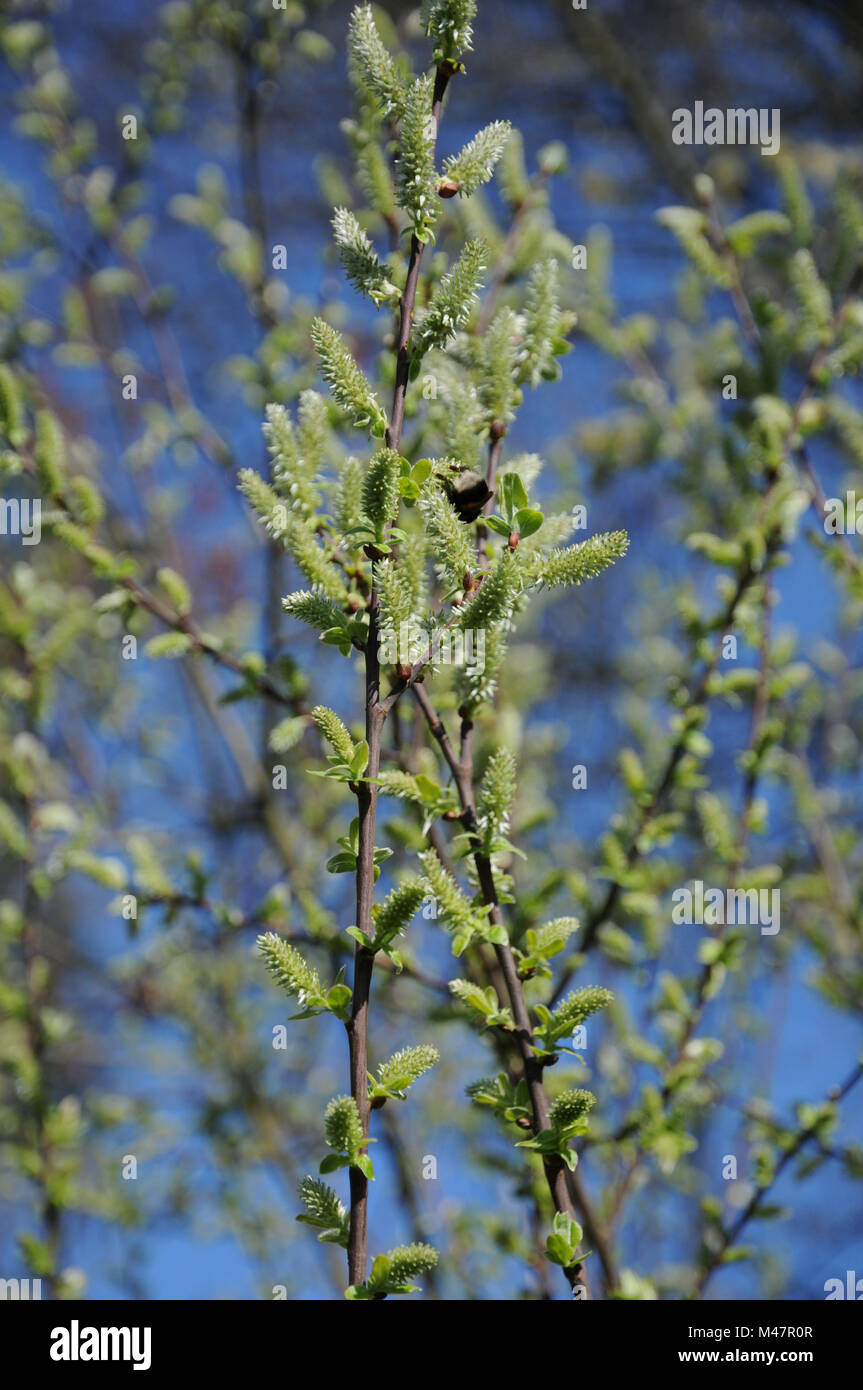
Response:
[1, 0, 862, 1299]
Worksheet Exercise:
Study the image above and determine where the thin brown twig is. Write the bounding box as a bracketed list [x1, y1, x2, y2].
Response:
[694, 1060, 863, 1297]
[604, 576, 775, 1231]
[553, 288, 857, 993]
[411, 681, 612, 1297]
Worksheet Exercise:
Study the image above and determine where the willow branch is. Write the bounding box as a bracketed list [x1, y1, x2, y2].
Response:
[694, 1061, 863, 1297]
[412, 681, 600, 1297]
[345, 59, 453, 1291]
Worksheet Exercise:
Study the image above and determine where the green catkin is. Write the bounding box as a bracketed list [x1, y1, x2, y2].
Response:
[385, 1242, 439, 1282]
[355, 138, 396, 217]
[296, 1176, 349, 1243]
[284, 516, 348, 601]
[419, 850, 485, 950]
[332, 207, 399, 307]
[257, 933, 323, 1005]
[323, 1096, 364, 1157]
[498, 126, 530, 211]
[156, 566, 191, 614]
[374, 1044, 439, 1094]
[525, 531, 630, 590]
[312, 705, 355, 763]
[34, 408, 66, 494]
[655, 206, 729, 285]
[518, 258, 563, 386]
[336, 455, 365, 540]
[477, 747, 517, 842]
[0, 364, 26, 446]
[237, 468, 285, 534]
[347, 4, 405, 117]
[264, 401, 322, 519]
[362, 447, 401, 530]
[777, 157, 814, 246]
[412, 239, 488, 358]
[373, 878, 426, 944]
[283, 588, 346, 635]
[790, 248, 832, 345]
[456, 622, 508, 710]
[549, 1089, 596, 1128]
[480, 307, 522, 424]
[396, 72, 439, 243]
[458, 555, 521, 630]
[67, 474, 105, 527]
[442, 123, 511, 197]
[421, 0, 477, 61]
[418, 480, 474, 587]
[375, 557, 413, 637]
[397, 528, 429, 614]
[442, 374, 485, 471]
[374, 770, 428, 802]
[310, 317, 387, 436]
[549, 986, 614, 1037]
[528, 918, 580, 958]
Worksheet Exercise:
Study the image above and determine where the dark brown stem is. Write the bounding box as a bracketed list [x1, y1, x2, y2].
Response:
[467, 773, 589, 1296]
[345, 61, 453, 1291]
[346, 601, 385, 1286]
[385, 65, 451, 455]
[412, 682, 598, 1297]
[386, 234, 424, 453]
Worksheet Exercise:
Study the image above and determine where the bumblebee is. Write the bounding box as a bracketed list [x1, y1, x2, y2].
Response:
[443, 467, 494, 522]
